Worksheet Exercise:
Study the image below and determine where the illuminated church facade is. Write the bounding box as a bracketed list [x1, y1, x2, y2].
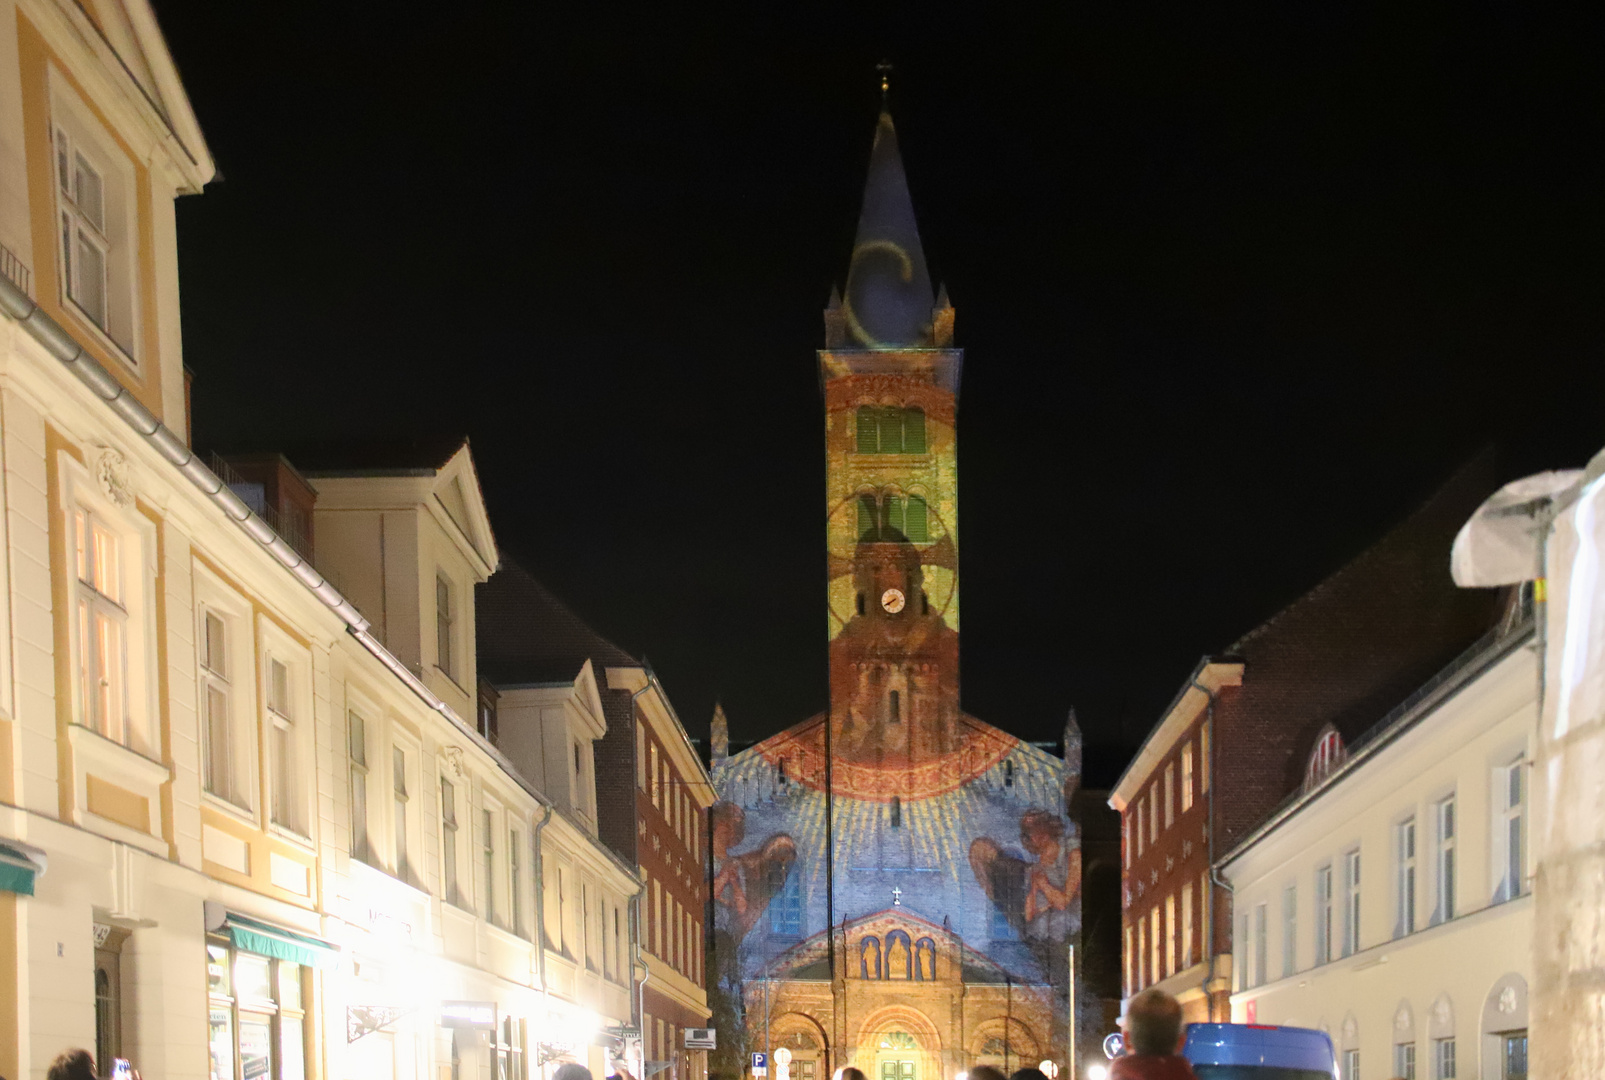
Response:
[708, 110, 1083, 1080]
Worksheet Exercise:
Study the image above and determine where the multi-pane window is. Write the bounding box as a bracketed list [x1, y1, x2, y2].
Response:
[1181, 741, 1194, 813]
[1136, 801, 1145, 857]
[1164, 894, 1176, 976]
[1315, 864, 1334, 965]
[770, 866, 803, 936]
[1164, 763, 1176, 829]
[1499, 760, 1526, 901]
[267, 658, 299, 832]
[1344, 850, 1361, 956]
[74, 507, 127, 742]
[348, 712, 369, 862]
[54, 125, 109, 330]
[510, 828, 523, 936]
[1395, 1042, 1416, 1080]
[200, 609, 236, 803]
[206, 937, 307, 1080]
[436, 575, 455, 679]
[1181, 882, 1194, 968]
[1398, 818, 1418, 936]
[1435, 796, 1456, 922]
[1148, 786, 1158, 843]
[854, 405, 927, 455]
[650, 743, 661, 808]
[1434, 1038, 1456, 1079]
[855, 493, 931, 544]
[1252, 902, 1267, 987]
[1282, 884, 1297, 977]
[1149, 906, 1160, 985]
[1502, 1032, 1527, 1080]
[393, 748, 410, 880]
[441, 778, 460, 904]
[482, 809, 496, 923]
[1342, 1050, 1359, 1080]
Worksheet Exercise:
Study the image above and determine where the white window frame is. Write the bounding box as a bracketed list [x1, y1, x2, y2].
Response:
[48, 72, 140, 363]
[390, 731, 420, 884]
[480, 798, 500, 925]
[1495, 757, 1526, 902]
[194, 567, 264, 816]
[1395, 1041, 1416, 1080]
[1434, 1036, 1456, 1079]
[346, 703, 372, 864]
[440, 770, 463, 906]
[1434, 795, 1456, 923]
[1252, 901, 1268, 987]
[1282, 883, 1297, 978]
[259, 617, 313, 839]
[1343, 848, 1361, 956]
[1397, 817, 1418, 937]
[1315, 863, 1334, 965]
[509, 820, 525, 938]
[62, 453, 158, 758]
[435, 571, 456, 682]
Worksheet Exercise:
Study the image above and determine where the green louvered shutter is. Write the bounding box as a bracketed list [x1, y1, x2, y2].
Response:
[903, 408, 926, 454]
[857, 495, 879, 541]
[879, 407, 903, 454]
[885, 495, 905, 539]
[905, 495, 928, 543]
[856, 406, 877, 454]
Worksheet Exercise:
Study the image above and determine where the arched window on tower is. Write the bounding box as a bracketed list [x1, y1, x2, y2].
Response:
[856, 493, 931, 544]
[1304, 726, 1347, 792]
[855, 406, 927, 455]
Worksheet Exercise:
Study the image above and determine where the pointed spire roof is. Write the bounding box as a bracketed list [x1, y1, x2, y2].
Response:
[842, 111, 936, 349]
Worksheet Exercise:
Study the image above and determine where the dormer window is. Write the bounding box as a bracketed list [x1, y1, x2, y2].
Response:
[435, 573, 455, 680]
[1304, 726, 1346, 792]
[56, 127, 108, 330]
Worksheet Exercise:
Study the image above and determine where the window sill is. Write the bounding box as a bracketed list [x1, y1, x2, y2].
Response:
[59, 292, 142, 376]
[268, 821, 315, 853]
[202, 789, 258, 828]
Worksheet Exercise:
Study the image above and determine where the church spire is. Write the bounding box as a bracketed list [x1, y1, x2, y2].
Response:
[841, 109, 937, 349]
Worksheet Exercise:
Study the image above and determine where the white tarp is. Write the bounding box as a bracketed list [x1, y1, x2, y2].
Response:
[1450, 469, 1581, 587]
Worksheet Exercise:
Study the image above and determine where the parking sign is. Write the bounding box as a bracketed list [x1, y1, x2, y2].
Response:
[752, 1053, 768, 1076]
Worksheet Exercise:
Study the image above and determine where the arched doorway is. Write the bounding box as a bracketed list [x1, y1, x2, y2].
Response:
[772, 1013, 830, 1080]
[855, 1007, 941, 1080]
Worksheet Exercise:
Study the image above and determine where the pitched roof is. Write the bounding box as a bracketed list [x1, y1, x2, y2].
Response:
[283, 434, 471, 476]
[475, 557, 638, 686]
[841, 111, 936, 349]
[1208, 451, 1511, 843]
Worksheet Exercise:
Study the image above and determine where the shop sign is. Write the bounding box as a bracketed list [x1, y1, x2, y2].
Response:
[684, 1029, 717, 1051]
[441, 1001, 497, 1029]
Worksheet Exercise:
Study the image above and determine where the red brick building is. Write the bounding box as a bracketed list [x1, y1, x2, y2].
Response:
[1112, 456, 1510, 1023]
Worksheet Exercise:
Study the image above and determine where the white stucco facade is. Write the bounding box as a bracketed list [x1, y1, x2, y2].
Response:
[1221, 629, 1536, 1080]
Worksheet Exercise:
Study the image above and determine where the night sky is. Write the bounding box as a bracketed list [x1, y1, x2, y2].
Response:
[152, 3, 1603, 784]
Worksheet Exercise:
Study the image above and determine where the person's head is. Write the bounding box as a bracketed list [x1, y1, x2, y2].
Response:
[47, 1050, 96, 1080]
[1122, 988, 1185, 1056]
[553, 1063, 593, 1080]
[1008, 1068, 1050, 1080]
[836, 1068, 868, 1080]
[967, 1066, 1008, 1080]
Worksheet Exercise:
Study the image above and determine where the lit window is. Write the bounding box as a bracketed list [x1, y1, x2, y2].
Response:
[1181, 740, 1194, 813]
[1164, 893, 1176, 976]
[1164, 762, 1176, 828]
[1181, 882, 1194, 967]
[266, 657, 301, 833]
[207, 936, 306, 1080]
[441, 777, 460, 904]
[74, 507, 127, 742]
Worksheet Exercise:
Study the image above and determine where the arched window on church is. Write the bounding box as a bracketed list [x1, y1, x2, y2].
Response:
[914, 937, 937, 981]
[855, 406, 926, 455]
[885, 930, 912, 979]
[1304, 726, 1347, 793]
[768, 863, 802, 937]
[858, 493, 931, 544]
[860, 936, 882, 980]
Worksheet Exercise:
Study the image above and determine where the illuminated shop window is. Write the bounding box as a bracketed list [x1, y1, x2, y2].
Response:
[206, 936, 306, 1080]
[855, 406, 926, 455]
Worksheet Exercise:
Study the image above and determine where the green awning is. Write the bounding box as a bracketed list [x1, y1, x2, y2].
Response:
[224, 911, 342, 970]
[0, 842, 44, 896]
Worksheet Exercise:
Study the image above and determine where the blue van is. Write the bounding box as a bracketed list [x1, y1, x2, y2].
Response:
[1181, 1024, 1338, 1080]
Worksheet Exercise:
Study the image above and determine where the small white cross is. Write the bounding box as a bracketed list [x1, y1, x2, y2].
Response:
[892, 887, 903, 906]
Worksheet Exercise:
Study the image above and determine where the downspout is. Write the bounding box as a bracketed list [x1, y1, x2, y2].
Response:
[1190, 670, 1227, 1022]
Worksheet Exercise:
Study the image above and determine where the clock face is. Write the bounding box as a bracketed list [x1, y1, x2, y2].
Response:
[881, 588, 906, 614]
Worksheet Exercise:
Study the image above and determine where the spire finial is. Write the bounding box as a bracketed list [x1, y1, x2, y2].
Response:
[876, 60, 893, 109]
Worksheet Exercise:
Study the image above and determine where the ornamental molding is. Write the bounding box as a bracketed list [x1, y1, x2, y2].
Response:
[95, 447, 134, 507]
[441, 746, 464, 778]
[1499, 986, 1519, 1014]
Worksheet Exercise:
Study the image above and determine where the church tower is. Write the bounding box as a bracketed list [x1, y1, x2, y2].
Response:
[821, 110, 963, 769]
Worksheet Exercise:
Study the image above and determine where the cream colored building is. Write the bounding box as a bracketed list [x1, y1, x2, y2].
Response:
[0, 4, 640, 1080]
[1220, 621, 1536, 1080]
